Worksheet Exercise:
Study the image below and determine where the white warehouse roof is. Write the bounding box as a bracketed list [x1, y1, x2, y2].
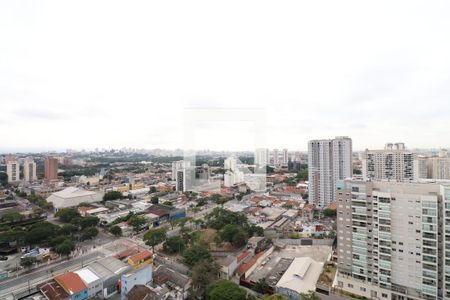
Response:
[47, 187, 103, 210]
[74, 268, 100, 284]
[276, 257, 323, 296]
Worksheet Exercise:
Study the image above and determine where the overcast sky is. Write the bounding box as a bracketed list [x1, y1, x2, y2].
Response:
[1, 1, 450, 152]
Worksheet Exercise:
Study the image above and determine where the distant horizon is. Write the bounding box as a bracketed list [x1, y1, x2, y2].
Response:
[1, 145, 449, 155]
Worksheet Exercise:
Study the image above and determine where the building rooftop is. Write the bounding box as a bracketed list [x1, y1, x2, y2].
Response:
[128, 250, 153, 264]
[74, 268, 100, 284]
[39, 280, 70, 300]
[275, 257, 324, 295]
[54, 272, 87, 295]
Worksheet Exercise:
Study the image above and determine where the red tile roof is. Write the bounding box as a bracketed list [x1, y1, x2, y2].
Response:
[39, 280, 70, 300]
[237, 250, 251, 263]
[236, 251, 265, 276]
[129, 250, 153, 264]
[54, 272, 87, 295]
[116, 248, 139, 260]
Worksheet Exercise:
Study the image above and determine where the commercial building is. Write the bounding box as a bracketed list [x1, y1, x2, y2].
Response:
[23, 158, 37, 182]
[74, 268, 102, 298]
[172, 160, 190, 192]
[335, 180, 450, 300]
[45, 158, 59, 182]
[414, 150, 450, 180]
[47, 187, 103, 212]
[6, 160, 20, 183]
[127, 250, 153, 269]
[308, 136, 352, 208]
[361, 143, 414, 182]
[87, 256, 131, 298]
[275, 257, 324, 300]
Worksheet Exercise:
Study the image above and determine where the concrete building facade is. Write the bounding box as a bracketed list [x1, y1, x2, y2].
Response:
[335, 180, 450, 300]
[23, 158, 37, 182]
[362, 143, 414, 182]
[308, 136, 352, 208]
[6, 160, 20, 183]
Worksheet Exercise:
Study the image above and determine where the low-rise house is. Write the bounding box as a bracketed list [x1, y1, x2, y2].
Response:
[74, 268, 102, 298]
[87, 256, 132, 298]
[126, 285, 158, 300]
[54, 272, 88, 300]
[127, 250, 153, 269]
[217, 255, 238, 279]
[121, 266, 153, 300]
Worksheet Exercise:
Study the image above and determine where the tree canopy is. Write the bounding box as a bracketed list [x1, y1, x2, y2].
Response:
[55, 208, 80, 223]
[103, 191, 123, 201]
[143, 227, 167, 247]
[182, 244, 211, 266]
[163, 236, 186, 254]
[110, 225, 122, 236]
[207, 280, 252, 300]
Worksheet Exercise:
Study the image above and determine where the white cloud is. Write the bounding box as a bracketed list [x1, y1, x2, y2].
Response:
[1, 0, 450, 151]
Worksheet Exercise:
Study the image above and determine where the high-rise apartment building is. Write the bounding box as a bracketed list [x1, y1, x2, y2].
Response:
[6, 160, 20, 182]
[44, 158, 59, 182]
[362, 143, 414, 182]
[335, 180, 450, 300]
[413, 150, 450, 180]
[308, 136, 352, 208]
[257, 148, 289, 167]
[23, 158, 37, 182]
[172, 160, 191, 192]
[255, 148, 269, 167]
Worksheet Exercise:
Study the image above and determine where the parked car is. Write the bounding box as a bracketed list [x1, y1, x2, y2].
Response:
[0, 256, 8, 261]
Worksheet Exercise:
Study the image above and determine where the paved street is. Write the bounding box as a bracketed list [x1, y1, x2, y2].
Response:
[0, 251, 104, 299]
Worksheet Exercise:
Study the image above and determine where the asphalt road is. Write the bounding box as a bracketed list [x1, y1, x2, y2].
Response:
[0, 251, 104, 299]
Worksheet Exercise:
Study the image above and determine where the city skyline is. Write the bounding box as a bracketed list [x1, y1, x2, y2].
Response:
[2, 1, 450, 151]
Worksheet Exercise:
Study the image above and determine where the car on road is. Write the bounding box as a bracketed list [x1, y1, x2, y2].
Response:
[0, 256, 8, 261]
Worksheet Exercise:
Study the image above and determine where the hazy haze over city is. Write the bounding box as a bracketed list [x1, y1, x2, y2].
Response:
[1, 0, 450, 152]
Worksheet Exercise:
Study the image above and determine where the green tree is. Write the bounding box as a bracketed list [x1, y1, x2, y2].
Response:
[323, 208, 336, 217]
[103, 191, 123, 201]
[182, 244, 211, 266]
[55, 208, 81, 223]
[59, 223, 78, 235]
[25, 222, 59, 245]
[299, 291, 321, 300]
[207, 279, 250, 300]
[79, 216, 99, 229]
[128, 215, 147, 232]
[143, 227, 167, 248]
[0, 172, 8, 186]
[190, 260, 220, 299]
[110, 225, 122, 236]
[55, 240, 75, 256]
[253, 278, 270, 294]
[49, 236, 69, 247]
[163, 236, 185, 254]
[149, 186, 157, 193]
[20, 257, 37, 268]
[1, 212, 24, 222]
[297, 167, 308, 181]
[151, 196, 159, 204]
[263, 295, 289, 300]
[81, 227, 99, 240]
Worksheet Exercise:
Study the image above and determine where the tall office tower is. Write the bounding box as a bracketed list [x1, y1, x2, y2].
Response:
[6, 160, 20, 182]
[414, 155, 429, 179]
[255, 148, 269, 168]
[44, 158, 59, 182]
[292, 151, 301, 163]
[23, 158, 37, 182]
[428, 157, 450, 180]
[361, 143, 414, 182]
[281, 148, 289, 165]
[308, 136, 352, 208]
[335, 180, 450, 300]
[271, 149, 279, 165]
[172, 160, 190, 192]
